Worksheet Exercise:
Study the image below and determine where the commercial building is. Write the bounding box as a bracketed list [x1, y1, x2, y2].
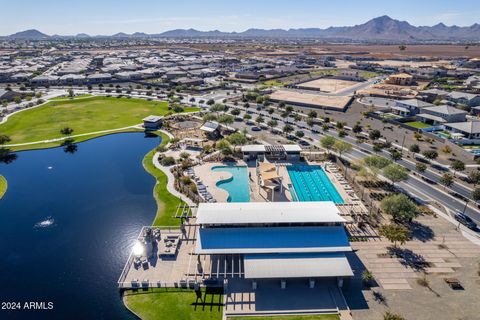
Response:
[195, 201, 353, 288]
[143, 115, 163, 130]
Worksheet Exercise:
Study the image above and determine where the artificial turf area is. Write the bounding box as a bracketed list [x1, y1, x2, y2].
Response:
[0, 96, 198, 151]
[123, 288, 223, 320]
[0, 175, 7, 199]
[143, 132, 184, 226]
[404, 121, 431, 129]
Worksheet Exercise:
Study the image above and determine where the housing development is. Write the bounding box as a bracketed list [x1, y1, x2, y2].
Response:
[1, 5, 480, 320]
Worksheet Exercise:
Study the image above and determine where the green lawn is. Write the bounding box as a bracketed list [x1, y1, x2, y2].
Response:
[0, 175, 7, 199]
[262, 80, 285, 87]
[0, 96, 198, 150]
[228, 315, 340, 320]
[124, 288, 223, 320]
[359, 71, 380, 79]
[310, 69, 340, 77]
[404, 121, 431, 129]
[143, 132, 184, 226]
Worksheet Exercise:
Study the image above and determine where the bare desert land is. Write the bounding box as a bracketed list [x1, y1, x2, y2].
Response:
[297, 78, 359, 93]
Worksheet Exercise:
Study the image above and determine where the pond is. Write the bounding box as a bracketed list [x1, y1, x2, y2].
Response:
[0, 133, 160, 319]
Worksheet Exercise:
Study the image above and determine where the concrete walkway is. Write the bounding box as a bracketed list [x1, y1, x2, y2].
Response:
[152, 151, 195, 207]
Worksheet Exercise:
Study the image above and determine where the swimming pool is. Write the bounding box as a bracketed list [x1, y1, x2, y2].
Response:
[287, 165, 344, 204]
[211, 165, 250, 202]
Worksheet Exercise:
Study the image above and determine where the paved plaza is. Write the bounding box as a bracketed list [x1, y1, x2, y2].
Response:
[343, 213, 480, 320]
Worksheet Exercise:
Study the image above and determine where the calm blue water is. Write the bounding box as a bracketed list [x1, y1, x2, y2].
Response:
[211, 166, 250, 202]
[0, 133, 159, 320]
[287, 165, 344, 204]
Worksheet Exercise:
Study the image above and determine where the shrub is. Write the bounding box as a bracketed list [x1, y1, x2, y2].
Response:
[160, 157, 175, 166]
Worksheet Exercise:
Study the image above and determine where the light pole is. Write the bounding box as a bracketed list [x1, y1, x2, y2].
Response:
[462, 199, 469, 214]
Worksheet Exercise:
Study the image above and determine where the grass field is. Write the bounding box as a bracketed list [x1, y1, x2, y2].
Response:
[262, 80, 285, 88]
[404, 121, 431, 129]
[0, 96, 198, 150]
[0, 175, 7, 199]
[310, 69, 340, 77]
[228, 315, 340, 320]
[124, 288, 223, 320]
[143, 132, 184, 226]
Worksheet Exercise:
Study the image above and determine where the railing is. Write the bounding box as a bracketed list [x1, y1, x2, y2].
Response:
[119, 279, 200, 290]
[119, 278, 225, 290]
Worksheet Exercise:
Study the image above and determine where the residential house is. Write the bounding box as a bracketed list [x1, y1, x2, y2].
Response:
[31, 74, 59, 85]
[444, 121, 480, 141]
[446, 91, 480, 107]
[392, 99, 433, 116]
[416, 105, 467, 126]
[385, 73, 414, 86]
[418, 88, 449, 103]
[0, 89, 23, 102]
[171, 77, 204, 87]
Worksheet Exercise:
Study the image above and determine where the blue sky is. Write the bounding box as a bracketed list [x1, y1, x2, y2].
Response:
[1, 0, 479, 35]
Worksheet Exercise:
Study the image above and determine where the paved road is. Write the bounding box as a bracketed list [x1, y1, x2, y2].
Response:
[219, 102, 480, 227]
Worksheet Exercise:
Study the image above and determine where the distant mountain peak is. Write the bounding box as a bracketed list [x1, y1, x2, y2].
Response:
[5, 16, 480, 42]
[8, 29, 49, 39]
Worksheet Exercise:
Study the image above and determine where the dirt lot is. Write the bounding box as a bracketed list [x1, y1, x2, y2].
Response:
[270, 89, 352, 110]
[297, 78, 359, 93]
[312, 44, 480, 58]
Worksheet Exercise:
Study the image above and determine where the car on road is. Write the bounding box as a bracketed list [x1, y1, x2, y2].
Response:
[453, 212, 477, 230]
[299, 140, 310, 147]
[431, 164, 449, 172]
[421, 176, 437, 184]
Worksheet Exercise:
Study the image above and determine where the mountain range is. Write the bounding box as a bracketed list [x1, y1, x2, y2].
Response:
[4, 16, 480, 42]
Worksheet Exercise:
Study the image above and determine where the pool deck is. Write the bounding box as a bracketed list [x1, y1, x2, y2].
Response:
[193, 160, 363, 207]
[278, 161, 359, 204]
[194, 161, 268, 203]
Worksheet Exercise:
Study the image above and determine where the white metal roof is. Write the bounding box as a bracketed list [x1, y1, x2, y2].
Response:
[241, 144, 266, 152]
[244, 253, 354, 279]
[282, 144, 302, 152]
[196, 201, 346, 225]
[200, 121, 219, 132]
[143, 115, 163, 122]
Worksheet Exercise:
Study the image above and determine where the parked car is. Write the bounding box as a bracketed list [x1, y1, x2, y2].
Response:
[251, 126, 262, 131]
[453, 212, 477, 230]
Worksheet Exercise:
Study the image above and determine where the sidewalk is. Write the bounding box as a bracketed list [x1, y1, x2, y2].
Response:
[152, 152, 195, 207]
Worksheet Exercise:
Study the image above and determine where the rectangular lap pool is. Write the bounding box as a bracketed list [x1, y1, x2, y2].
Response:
[287, 165, 344, 204]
